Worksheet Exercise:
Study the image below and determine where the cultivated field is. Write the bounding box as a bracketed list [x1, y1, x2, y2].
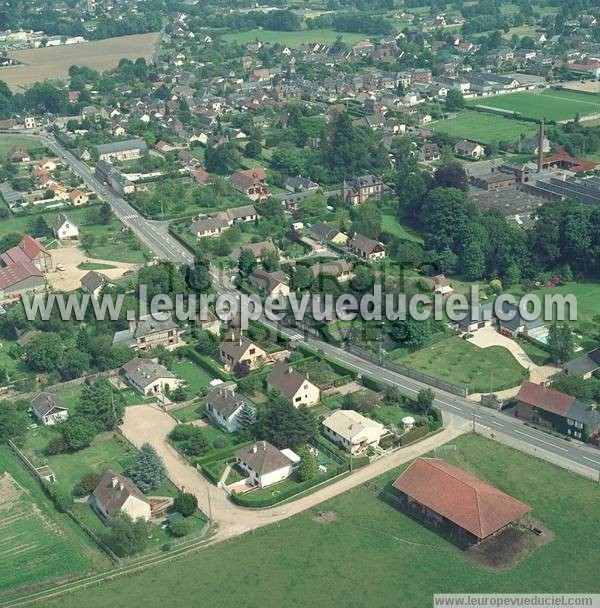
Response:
[468, 89, 600, 122]
[43, 434, 600, 608]
[2, 32, 159, 91]
[220, 28, 367, 47]
[0, 446, 106, 594]
[429, 111, 538, 144]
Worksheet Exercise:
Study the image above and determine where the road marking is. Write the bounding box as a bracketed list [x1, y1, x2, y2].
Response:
[583, 456, 600, 466]
[513, 429, 569, 452]
[490, 420, 504, 427]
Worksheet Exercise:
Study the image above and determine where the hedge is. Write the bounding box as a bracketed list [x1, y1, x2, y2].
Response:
[398, 424, 430, 446]
[184, 347, 232, 381]
[295, 344, 358, 380]
[196, 440, 253, 467]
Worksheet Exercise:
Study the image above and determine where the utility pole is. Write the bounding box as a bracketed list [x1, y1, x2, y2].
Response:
[206, 487, 213, 523]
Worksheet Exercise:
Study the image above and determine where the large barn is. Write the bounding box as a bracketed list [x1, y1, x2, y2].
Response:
[392, 458, 531, 546]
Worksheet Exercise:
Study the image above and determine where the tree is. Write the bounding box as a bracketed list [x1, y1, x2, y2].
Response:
[78, 377, 125, 431]
[25, 333, 64, 372]
[238, 249, 257, 275]
[415, 389, 434, 415]
[105, 512, 147, 557]
[173, 492, 198, 517]
[261, 248, 280, 272]
[127, 443, 167, 492]
[297, 447, 318, 481]
[46, 435, 68, 455]
[236, 402, 257, 439]
[60, 416, 97, 451]
[291, 265, 312, 290]
[547, 323, 574, 364]
[60, 348, 90, 380]
[0, 232, 23, 251]
[445, 89, 465, 112]
[73, 472, 102, 497]
[342, 390, 379, 415]
[434, 163, 468, 191]
[0, 400, 28, 444]
[245, 139, 262, 158]
[187, 428, 209, 456]
[351, 265, 373, 292]
[390, 318, 432, 348]
[351, 201, 381, 239]
[205, 143, 241, 174]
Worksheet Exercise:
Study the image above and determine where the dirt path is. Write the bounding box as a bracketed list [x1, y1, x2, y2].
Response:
[120, 404, 464, 542]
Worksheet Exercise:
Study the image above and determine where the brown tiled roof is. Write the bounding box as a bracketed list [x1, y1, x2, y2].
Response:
[92, 469, 149, 517]
[219, 329, 262, 363]
[393, 458, 531, 540]
[266, 362, 309, 399]
[516, 381, 574, 416]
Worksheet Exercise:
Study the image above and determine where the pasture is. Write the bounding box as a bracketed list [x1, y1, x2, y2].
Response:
[220, 28, 367, 47]
[45, 434, 600, 608]
[0, 445, 106, 594]
[3, 33, 159, 91]
[468, 89, 600, 122]
[429, 111, 538, 144]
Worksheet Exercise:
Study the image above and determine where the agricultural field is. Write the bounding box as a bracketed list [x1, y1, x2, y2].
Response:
[3, 32, 160, 91]
[468, 89, 600, 122]
[0, 445, 106, 595]
[429, 111, 538, 144]
[45, 434, 600, 608]
[394, 337, 527, 393]
[220, 28, 367, 47]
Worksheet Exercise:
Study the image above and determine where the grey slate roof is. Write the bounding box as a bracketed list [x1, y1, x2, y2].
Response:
[565, 348, 600, 377]
[31, 392, 68, 418]
[134, 315, 177, 338]
[121, 358, 175, 388]
[235, 441, 292, 475]
[266, 362, 310, 399]
[93, 469, 149, 517]
[96, 138, 147, 155]
[206, 381, 245, 418]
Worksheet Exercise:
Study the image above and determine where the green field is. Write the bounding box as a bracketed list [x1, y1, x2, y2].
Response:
[44, 434, 600, 608]
[0, 137, 44, 158]
[468, 89, 600, 122]
[170, 359, 215, 397]
[381, 213, 423, 243]
[396, 337, 527, 393]
[430, 111, 538, 144]
[220, 28, 367, 47]
[0, 445, 106, 594]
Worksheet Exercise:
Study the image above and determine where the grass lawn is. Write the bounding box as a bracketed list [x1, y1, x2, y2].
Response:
[170, 359, 215, 397]
[381, 213, 423, 243]
[77, 262, 117, 270]
[396, 337, 527, 393]
[468, 89, 600, 122]
[220, 28, 367, 47]
[373, 404, 417, 428]
[47, 433, 600, 608]
[51, 385, 151, 412]
[0, 445, 107, 595]
[0, 137, 45, 158]
[430, 111, 538, 144]
[171, 402, 205, 423]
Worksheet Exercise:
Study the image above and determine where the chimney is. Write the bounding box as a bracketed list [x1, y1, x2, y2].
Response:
[252, 445, 257, 453]
[537, 120, 544, 173]
[262, 440, 266, 450]
[111, 476, 119, 488]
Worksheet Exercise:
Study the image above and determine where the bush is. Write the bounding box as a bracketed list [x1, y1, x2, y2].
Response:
[212, 436, 227, 449]
[44, 482, 74, 513]
[46, 435, 68, 455]
[72, 472, 102, 497]
[173, 492, 198, 517]
[170, 518, 194, 537]
[169, 423, 195, 442]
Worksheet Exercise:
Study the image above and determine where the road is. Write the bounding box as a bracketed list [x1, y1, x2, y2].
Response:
[2, 131, 599, 481]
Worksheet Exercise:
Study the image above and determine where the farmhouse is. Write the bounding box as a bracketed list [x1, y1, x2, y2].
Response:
[121, 357, 181, 396]
[235, 441, 295, 488]
[266, 362, 320, 407]
[229, 168, 269, 201]
[0, 235, 49, 298]
[92, 469, 151, 522]
[52, 213, 79, 241]
[205, 381, 247, 433]
[393, 458, 531, 546]
[30, 392, 69, 426]
[341, 175, 384, 205]
[348, 234, 385, 261]
[322, 409, 385, 454]
[515, 381, 600, 443]
[112, 314, 180, 351]
[248, 269, 290, 296]
[2, 235, 52, 272]
[96, 138, 148, 162]
[219, 329, 268, 373]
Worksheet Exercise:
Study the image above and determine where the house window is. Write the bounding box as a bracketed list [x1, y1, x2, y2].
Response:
[249, 348, 255, 355]
[567, 418, 574, 426]
[295, 396, 301, 402]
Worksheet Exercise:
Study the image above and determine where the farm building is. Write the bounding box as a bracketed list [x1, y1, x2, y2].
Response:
[392, 458, 531, 546]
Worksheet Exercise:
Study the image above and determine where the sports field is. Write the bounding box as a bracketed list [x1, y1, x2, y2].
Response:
[468, 89, 600, 122]
[43, 434, 600, 608]
[429, 111, 538, 145]
[220, 28, 367, 47]
[0, 445, 106, 594]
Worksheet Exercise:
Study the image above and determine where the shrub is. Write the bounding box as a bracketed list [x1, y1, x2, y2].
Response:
[72, 472, 102, 497]
[173, 492, 198, 517]
[169, 423, 195, 442]
[46, 435, 68, 455]
[170, 518, 194, 537]
[44, 482, 74, 513]
[212, 436, 227, 449]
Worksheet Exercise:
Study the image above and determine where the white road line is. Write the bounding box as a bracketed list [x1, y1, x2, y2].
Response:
[582, 456, 600, 466]
[490, 420, 504, 427]
[513, 429, 569, 452]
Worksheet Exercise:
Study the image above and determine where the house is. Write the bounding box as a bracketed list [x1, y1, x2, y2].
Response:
[112, 314, 180, 351]
[92, 469, 151, 521]
[96, 139, 148, 162]
[454, 139, 485, 160]
[0, 237, 48, 298]
[189, 216, 230, 239]
[285, 176, 319, 193]
[497, 302, 544, 338]
[266, 362, 320, 407]
[30, 392, 69, 426]
[248, 269, 290, 297]
[95, 160, 135, 196]
[564, 348, 600, 380]
[219, 329, 268, 373]
[205, 381, 247, 432]
[348, 234, 386, 261]
[195, 308, 222, 336]
[6, 145, 30, 162]
[69, 189, 89, 206]
[310, 222, 348, 246]
[310, 260, 354, 282]
[419, 143, 440, 162]
[0, 182, 23, 208]
[235, 441, 295, 488]
[229, 168, 269, 201]
[515, 381, 600, 443]
[231, 240, 278, 264]
[225, 205, 258, 223]
[322, 410, 385, 454]
[121, 357, 181, 396]
[392, 458, 531, 546]
[520, 133, 550, 155]
[80, 270, 111, 298]
[425, 274, 454, 296]
[52, 213, 79, 241]
[455, 301, 495, 333]
[3, 235, 52, 271]
[341, 175, 384, 205]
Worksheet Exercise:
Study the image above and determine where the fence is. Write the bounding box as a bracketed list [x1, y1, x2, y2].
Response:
[346, 344, 468, 397]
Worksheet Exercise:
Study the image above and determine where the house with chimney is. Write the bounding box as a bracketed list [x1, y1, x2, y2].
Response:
[248, 269, 290, 297]
[322, 409, 385, 454]
[205, 381, 248, 432]
[341, 175, 384, 205]
[112, 314, 180, 351]
[52, 213, 79, 241]
[235, 441, 296, 488]
[91, 469, 152, 522]
[121, 357, 181, 396]
[30, 392, 69, 426]
[564, 348, 600, 380]
[266, 362, 320, 407]
[229, 168, 269, 201]
[219, 329, 268, 373]
[348, 234, 386, 261]
[454, 139, 485, 160]
[80, 270, 112, 299]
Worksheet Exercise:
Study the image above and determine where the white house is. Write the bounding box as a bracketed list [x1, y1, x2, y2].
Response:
[30, 392, 69, 426]
[235, 441, 295, 488]
[52, 213, 79, 240]
[121, 357, 182, 396]
[322, 410, 386, 455]
[80, 270, 111, 299]
[266, 362, 320, 407]
[92, 469, 151, 521]
[205, 381, 248, 433]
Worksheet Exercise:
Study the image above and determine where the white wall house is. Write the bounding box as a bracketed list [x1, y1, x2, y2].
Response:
[205, 381, 247, 433]
[52, 213, 79, 240]
[121, 358, 182, 396]
[30, 392, 69, 426]
[235, 441, 295, 488]
[92, 469, 151, 521]
[322, 410, 385, 455]
[266, 362, 320, 407]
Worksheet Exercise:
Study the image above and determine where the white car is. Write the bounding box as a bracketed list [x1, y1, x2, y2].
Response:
[56, 264, 65, 272]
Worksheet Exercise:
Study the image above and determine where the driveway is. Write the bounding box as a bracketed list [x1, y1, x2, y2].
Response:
[120, 404, 464, 542]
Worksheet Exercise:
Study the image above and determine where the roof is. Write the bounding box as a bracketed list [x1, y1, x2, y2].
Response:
[219, 329, 262, 363]
[349, 233, 383, 255]
[310, 221, 342, 242]
[206, 381, 245, 418]
[17, 235, 50, 260]
[0, 259, 43, 290]
[267, 362, 312, 399]
[52, 212, 76, 232]
[96, 138, 148, 155]
[392, 458, 531, 539]
[516, 381, 574, 416]
[190, 216, 229, 234]
[133, 314, 177, 338]
[566, 399, 600, 428]
[80, 270, 109, 293]
[230, 168, 266, 191]
[497, 303, 543, 332]
[310, 260, 353, 278]
[231, 240, 277, 260]
[249, 269, 288, 293]
[121, 358, 175, 388]
[235, 441, 293, 475]
[322, 409, 385, 442]
[226, 205, 257, 220]
[565, 348, 600, 377]
[93, 469, 150, 517]
[31, 392, 68, 418]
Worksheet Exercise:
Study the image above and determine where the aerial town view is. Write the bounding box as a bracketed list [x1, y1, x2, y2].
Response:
[0, 0, 599, 607]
